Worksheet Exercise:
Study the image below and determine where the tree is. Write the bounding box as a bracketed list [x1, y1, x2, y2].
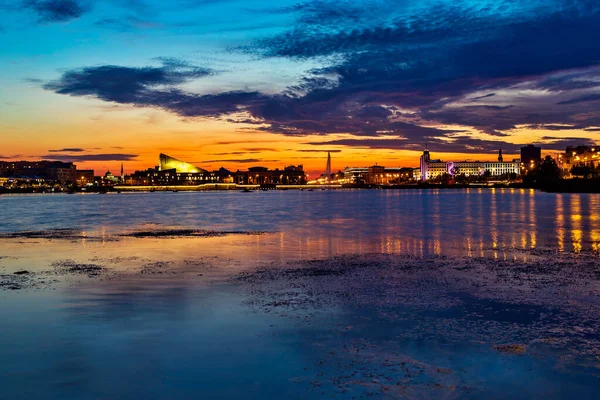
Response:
[539, 155, 561, 181]
[455, 173, 468, 184]
[440, 173, 452, 184]
[524, 155, 561, 186]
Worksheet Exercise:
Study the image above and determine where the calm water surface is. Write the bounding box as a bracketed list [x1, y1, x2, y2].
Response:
[1, 189, 599, 255]
[1, 190, 599, 399]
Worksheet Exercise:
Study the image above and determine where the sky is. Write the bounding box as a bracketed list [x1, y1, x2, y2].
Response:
[1, 0, 600, 175]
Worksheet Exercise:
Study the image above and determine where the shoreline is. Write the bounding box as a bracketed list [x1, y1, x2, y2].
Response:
[2, 181, 599, 194]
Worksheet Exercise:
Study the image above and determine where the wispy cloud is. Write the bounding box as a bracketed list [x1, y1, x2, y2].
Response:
[297, 149, 342, 153]
[40, 153, 138, 162]
[48, 147, 85, 152]
[0, 154, 23, 159]
[201, 158, 279, 164]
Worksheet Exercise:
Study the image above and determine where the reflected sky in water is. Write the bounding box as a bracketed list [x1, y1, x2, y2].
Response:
[1, 189, 599, 257]
[2, 190, 600, 398]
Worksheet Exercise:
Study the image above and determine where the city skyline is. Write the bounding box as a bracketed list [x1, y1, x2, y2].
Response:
[2, 0, 600, 175]
[2, 2, 600, 396]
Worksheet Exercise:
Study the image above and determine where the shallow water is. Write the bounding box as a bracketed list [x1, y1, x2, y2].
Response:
[1, 190, 599, 399]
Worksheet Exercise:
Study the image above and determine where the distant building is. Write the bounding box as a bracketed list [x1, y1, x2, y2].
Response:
[520, 145, 542, 171]
[367, 165, 386, 185]
[419, 149, 520, 180]
[247, 167, 271, 185]
[129, 153, 216, 185]
[240, 165, 306, 185]
[130, 168, 219, 186]
[76, 170, 95, 186]
[159, 153, 206, 173]
[0, 160, 78, 183]
[419, 148, 431, 181]
[344, 167, 369, 184]
[128, 154, 306, 186]
[102, 171, 121, 186]
[343, 166, 417, 185]
[558, 145, 599, 172]
[274, 165, 306, 185]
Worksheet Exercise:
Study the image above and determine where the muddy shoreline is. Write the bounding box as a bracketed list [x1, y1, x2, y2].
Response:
[2, 244, 600, 398]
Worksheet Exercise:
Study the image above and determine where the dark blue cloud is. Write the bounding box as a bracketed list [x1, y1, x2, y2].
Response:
[306, 135, 598, 154]
[42, 59, 279, 117]
[557, 94, 600, 105]
[245, 0, 600, 135]
[306, 137, 518, 154]
[44, 60, 213, 104]
[24, 0, 89, 23]
[41, 0, 600, 153]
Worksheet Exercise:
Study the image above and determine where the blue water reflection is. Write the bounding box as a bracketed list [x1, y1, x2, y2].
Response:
[1, 190, 599, 255]
[1, 190, 600, 399]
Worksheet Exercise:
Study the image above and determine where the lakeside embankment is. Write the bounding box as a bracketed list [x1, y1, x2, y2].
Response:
[2, 179, 599, 194]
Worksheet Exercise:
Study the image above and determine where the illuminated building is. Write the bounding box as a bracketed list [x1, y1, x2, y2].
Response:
[0, 160, 79, 183]
[419, 147, 430, 181]
[246, 167, 271, 185]
[344, 166, 417, 185]
[559, 146, 598, 169]
[76, 170, 95, 186]
[344, 167, 369, 184]
[158, 153, 207, 173]
[367, 165, 386, 185]
[128, 153, 218, 185]
[130, 168, 219, 186]
[130, 154, 212, 185]
[421, 160, 448, 181]
[277, 165, 306, 184]
[419, 149, 521, 180]
[236, 165, 307, 185]
[102, 171, 120, 186]
[130, 154, 306, 186]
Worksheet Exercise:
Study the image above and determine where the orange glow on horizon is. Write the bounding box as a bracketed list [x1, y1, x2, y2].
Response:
[2, 95, 598, 177]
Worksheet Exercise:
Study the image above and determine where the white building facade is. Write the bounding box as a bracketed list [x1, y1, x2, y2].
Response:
[420, 149, 520, 180]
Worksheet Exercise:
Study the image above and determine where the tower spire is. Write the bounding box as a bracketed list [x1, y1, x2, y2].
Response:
[121, 162, 124, 181]
[323, 152, 332, 184]
[498, 147, 503, 163]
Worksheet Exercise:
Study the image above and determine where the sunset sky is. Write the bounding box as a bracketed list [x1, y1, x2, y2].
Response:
[1, 0, 600, 175]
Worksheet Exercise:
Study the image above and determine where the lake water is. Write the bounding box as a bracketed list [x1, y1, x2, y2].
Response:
[1, 190, 600, 399]
[1, 189, 599, 256]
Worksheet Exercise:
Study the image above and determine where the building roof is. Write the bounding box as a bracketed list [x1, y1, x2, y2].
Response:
[159, 153, 207, 173]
